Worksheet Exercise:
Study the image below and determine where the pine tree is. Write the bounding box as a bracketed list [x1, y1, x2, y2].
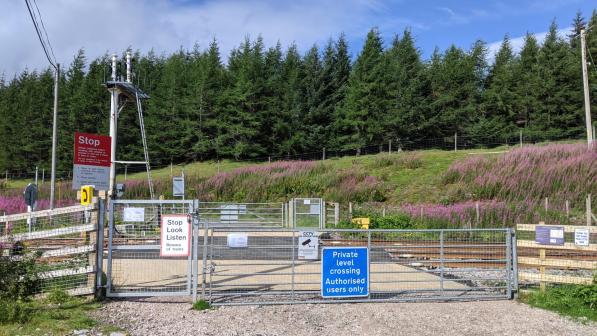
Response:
[384, 29, 429, 145]
[340, 28, 387, 153]
[535, 20, 583, 139]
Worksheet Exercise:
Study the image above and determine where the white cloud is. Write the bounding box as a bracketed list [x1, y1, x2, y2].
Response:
[0, 0, 421, 76]
[486, 27, 572, 63]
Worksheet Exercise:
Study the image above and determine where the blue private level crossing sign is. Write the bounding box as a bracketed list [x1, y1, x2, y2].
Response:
[321, 247, 369, 298]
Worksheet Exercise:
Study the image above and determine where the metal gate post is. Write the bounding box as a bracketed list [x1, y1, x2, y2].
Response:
[186, 203, 193, 295]
[105, 200, 115, 296]
[201, 221, 209, 299]
[367, 230, 371, 298]
[192, 200, 199, 302]
[512, 230, 518, 295]
[291, 230, 296, 298]
[506, 228, 513, 299]
[95, 198, 106, 299]
[439, 230, 445, 296]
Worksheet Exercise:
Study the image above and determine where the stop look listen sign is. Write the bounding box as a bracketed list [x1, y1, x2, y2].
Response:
[160, 214, 191, 257]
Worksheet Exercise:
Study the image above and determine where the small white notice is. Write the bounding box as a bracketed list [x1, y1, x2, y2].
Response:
[160, 214, 190, 257]
[227, 233, 248, 248]
[298, 231, 319, 260]
[550, 228, 564, 239]
[574, 228, 589, 246]
[123, 207, 145, 222]
[173, 176, 185, 197]
[303, 199, 311, 205]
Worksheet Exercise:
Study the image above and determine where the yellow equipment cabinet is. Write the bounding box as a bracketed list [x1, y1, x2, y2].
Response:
[352, 217, 370, 229]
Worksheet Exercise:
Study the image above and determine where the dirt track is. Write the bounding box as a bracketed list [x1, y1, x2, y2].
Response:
[93, 297, 596, 336]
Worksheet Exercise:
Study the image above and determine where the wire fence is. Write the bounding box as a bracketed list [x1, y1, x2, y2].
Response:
[0, 134, 585, 180]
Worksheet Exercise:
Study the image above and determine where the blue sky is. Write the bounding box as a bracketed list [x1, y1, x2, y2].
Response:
[1, 0, 595, 76]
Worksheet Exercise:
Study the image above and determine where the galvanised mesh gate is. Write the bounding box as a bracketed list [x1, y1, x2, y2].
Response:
[198, 202, 285, 228]
[206, 228, 516, 305]
[292, 198, 323, 229]
[106, 199, 197, 297]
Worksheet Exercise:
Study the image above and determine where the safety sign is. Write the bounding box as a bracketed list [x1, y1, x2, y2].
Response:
[321, 247, 369, 298]
[574, 228, 589, 246]
[298, 231, 319, 260]
[72, 132, 111, 190]
[535, 226, 564, 245]
[160, 214, 190, 257]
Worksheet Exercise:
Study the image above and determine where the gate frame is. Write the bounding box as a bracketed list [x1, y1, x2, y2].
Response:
[205, 227, 518, 306]
[105, 199, 196, 298]
[292, 198, 324, 229]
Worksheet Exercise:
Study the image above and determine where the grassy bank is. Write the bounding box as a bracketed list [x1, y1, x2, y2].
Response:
[520, 281, 597, 322]
[0, 294, 120, 336]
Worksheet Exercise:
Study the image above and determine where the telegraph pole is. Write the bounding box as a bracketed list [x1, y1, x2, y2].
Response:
[580, 29, 593, 149]
[50, 64, 60, 209]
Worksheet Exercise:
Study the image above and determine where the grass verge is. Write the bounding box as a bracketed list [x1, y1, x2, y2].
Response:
[0, 293, 121, 336]
[519, 283, 597, 322]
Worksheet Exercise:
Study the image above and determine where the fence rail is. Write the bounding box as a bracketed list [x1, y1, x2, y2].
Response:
[516, 223, 597, 290]
[0, 203, 99, 297]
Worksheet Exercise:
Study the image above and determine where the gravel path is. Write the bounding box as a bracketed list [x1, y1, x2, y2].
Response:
[93, 297, 596, 336]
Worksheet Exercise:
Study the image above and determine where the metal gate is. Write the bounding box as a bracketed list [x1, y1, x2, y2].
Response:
[292, 198, 323, 229]
[206, 228, 516, 305]
[198, 202, 285, 228]
[106, 199, 197, 297]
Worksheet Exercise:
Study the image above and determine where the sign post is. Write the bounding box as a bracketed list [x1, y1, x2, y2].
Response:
[321, 247, 369, 298]
[160, 214, 190, 257]
[72, 132, 111, 191]
[24, 183, 38, 234]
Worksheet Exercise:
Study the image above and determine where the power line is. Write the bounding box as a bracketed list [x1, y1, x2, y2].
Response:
[32, 0, 56, 63]
[24, 0, 56, 69]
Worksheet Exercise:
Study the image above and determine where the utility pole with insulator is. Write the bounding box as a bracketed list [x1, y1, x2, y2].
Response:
[580, 29, 593, 149]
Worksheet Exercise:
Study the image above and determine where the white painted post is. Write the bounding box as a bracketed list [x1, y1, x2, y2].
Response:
[587, 194, 592, 226]
[334, 203, 339, 226]
[565, 200, 570, 218]
[545, 197, 548, 212]
[349, 202, 353, 220]
[476, 201, 480, 225]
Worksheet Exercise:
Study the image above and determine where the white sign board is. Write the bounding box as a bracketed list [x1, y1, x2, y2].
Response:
[303, 199, 311, 205]
[160, 214, 190, 257]
[227, 233, 248, 248]
[574, 228, 589, 246]
[298, 231, 319, 260]
[173, 177, 185, 197]
[123, 207, 145, 222]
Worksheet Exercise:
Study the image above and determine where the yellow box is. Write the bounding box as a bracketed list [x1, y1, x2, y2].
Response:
[352, 217, 370, 229]
[80, 185, 94, 205]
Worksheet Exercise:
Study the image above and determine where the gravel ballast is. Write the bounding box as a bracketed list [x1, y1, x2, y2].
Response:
[93, 297, 596, 336]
